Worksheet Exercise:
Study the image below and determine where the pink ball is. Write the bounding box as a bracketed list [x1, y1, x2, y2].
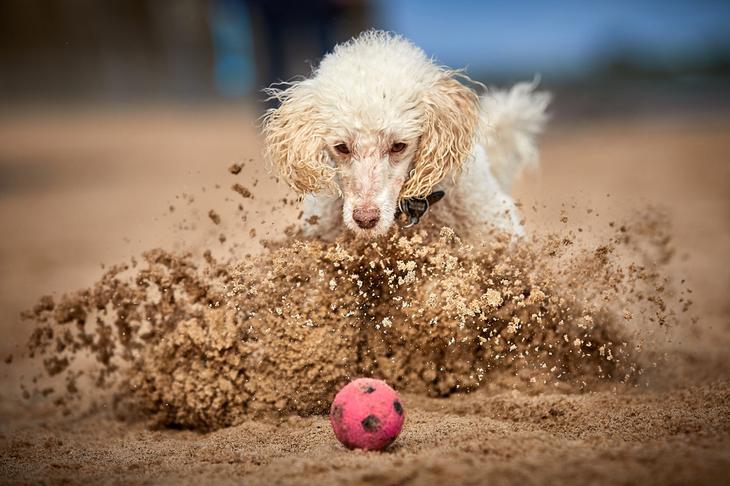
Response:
[329, 378, 405, 451]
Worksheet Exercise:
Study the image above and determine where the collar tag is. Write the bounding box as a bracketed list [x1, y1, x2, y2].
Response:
[397, 190, 445, 228]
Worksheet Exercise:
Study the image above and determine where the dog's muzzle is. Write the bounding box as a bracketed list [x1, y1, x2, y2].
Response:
[396, 190, 445, 228]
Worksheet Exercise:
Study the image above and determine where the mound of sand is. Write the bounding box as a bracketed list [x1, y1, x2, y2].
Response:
[22, 211, 679, 430]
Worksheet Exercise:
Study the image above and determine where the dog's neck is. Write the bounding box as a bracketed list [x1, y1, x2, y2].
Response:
[396, 190, 446, 228]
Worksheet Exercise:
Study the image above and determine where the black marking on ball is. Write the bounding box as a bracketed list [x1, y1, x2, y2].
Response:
[331, 404, 344, 423]
[361, 415, 382, 433]
[393, 400, 403, 416]
[362, 385, 376, 394]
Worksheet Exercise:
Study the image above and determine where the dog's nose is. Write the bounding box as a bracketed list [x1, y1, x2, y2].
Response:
[352, 207, 380, 229]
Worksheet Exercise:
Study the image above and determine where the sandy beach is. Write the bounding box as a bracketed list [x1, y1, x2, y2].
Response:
[1, 108, 728, 485]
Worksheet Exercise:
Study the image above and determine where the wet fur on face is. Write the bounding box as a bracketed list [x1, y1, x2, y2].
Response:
[263, 30, 550, 239]
[263, 31, 480, 236]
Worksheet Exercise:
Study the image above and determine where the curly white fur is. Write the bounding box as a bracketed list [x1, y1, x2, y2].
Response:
[263, 30, 550, 239]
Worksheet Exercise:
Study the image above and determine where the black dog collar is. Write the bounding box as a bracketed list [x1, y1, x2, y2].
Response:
[396, 190, 445, 228]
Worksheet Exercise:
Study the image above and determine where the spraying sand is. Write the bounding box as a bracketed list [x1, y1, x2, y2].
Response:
[21, 210, 675, 430]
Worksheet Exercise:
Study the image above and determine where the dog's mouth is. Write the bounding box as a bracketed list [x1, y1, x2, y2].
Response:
[346, 219, 392, 237]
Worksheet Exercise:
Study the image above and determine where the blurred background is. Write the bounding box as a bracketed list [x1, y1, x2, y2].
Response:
[1, 0, 729, 365]
[1, 0, 729, 116]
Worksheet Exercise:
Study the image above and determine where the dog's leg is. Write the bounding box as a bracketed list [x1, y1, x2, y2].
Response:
[301, 193, 343, 239]
[453, 144, 525, 236]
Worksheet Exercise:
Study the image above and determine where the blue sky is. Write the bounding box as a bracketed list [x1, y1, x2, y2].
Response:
[373, 0, 730, 75]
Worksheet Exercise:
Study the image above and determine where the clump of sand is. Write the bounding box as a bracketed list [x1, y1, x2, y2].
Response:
[20, 207, 681, 431]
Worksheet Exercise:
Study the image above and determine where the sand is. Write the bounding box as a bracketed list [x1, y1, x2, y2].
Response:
[1, 108, 729, 484]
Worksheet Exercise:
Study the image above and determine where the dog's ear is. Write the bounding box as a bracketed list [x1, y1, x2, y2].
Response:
[263, 81, 337, 194]
[401, 73, 480, 199]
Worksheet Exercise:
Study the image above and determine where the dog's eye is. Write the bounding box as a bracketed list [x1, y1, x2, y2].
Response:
[391, 142, 406, 153]
[334, 143, 350, 155]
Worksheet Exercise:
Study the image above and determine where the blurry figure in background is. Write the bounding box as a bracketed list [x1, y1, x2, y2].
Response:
[244, 0, 369, 105]
[209, 0, 256, 97]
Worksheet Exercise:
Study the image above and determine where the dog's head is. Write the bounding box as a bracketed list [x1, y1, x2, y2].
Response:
[263, 31, 480, 236]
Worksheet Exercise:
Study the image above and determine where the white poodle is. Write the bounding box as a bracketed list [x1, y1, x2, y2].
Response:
[263, 30, 550, 239]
